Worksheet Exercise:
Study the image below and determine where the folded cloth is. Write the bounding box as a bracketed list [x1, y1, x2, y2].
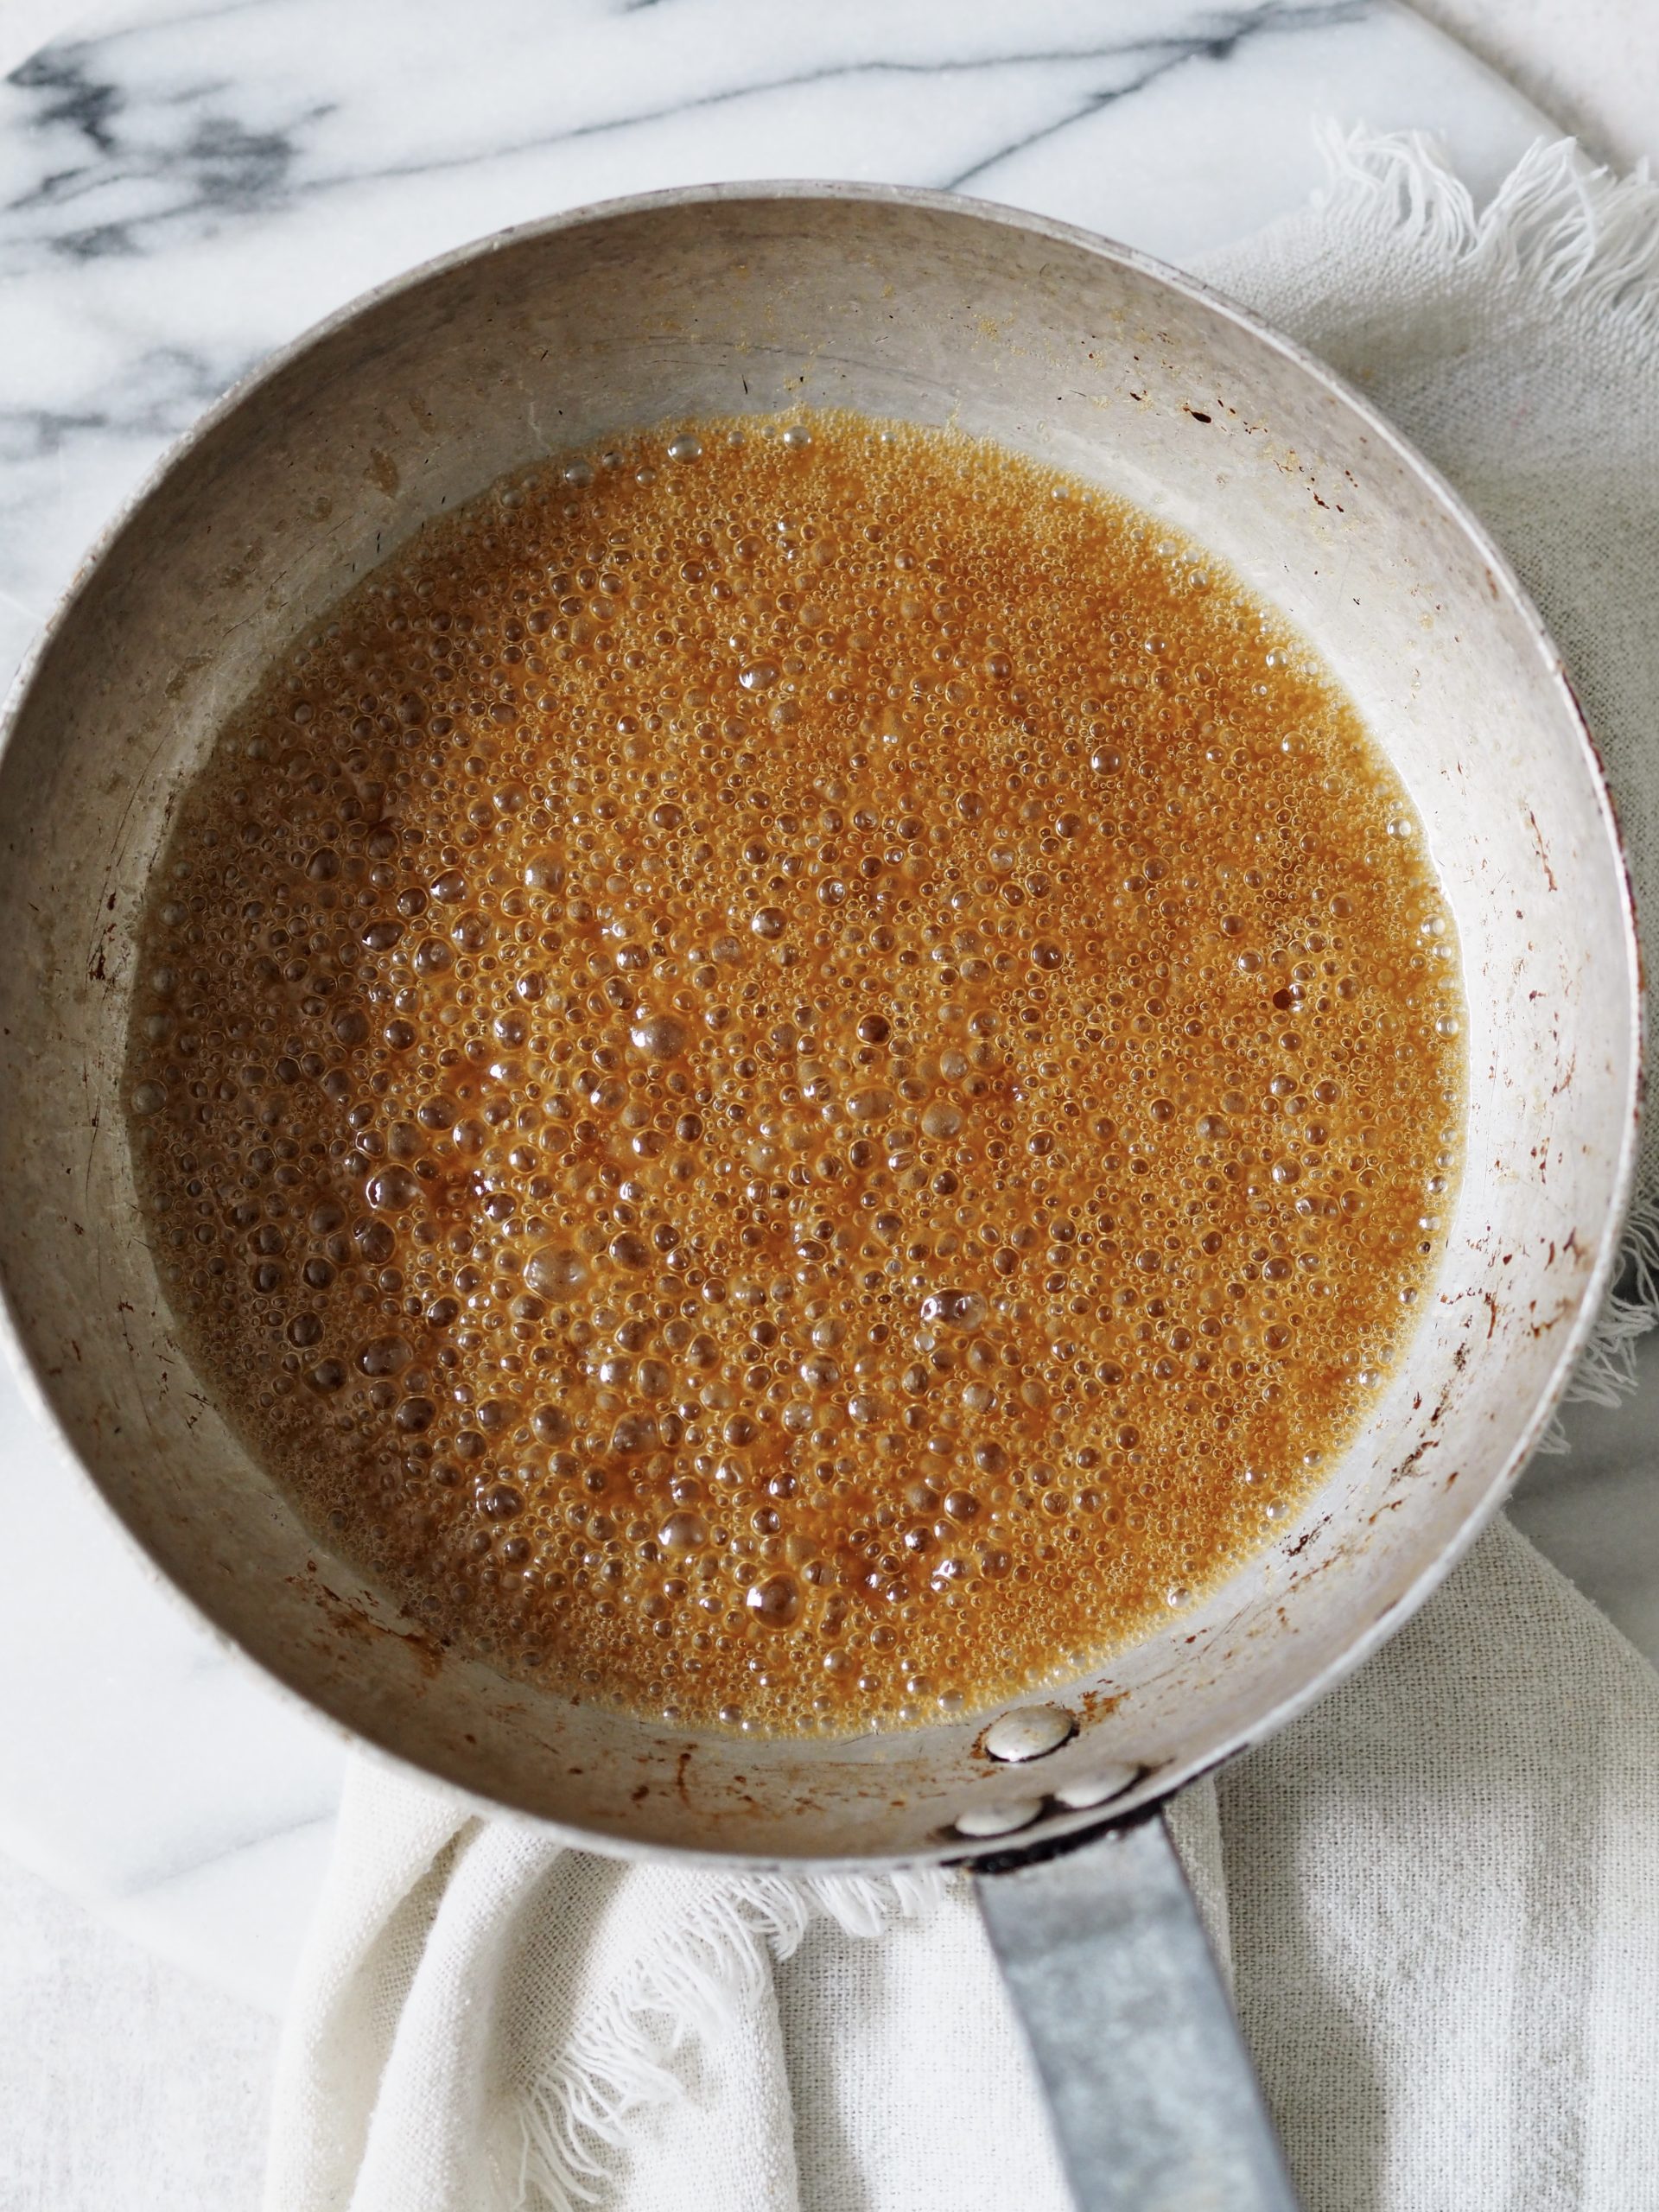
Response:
[266, 135, 1659, 2212]
[268, 1521, 1659, 2212]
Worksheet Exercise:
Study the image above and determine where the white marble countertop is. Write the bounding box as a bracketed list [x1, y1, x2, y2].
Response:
[0, 2, 1649, 2204]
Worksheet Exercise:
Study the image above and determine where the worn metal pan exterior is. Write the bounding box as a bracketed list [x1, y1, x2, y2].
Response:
[0, 183, 1638, 1868]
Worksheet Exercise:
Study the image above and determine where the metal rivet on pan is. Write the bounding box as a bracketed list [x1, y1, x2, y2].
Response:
[1052, 1762, 1142, 1809]
[982, 1703, 1077, 1764]
[952, 1797, 1045, 1839]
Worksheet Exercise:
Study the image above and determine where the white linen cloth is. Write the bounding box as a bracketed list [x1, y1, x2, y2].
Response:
[267, 135, 1659, 2212]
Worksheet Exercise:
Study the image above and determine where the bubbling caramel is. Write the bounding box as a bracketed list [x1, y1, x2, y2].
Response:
[124, 410, 1463, 1734]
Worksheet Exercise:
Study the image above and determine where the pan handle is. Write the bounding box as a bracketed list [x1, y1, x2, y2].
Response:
[973, 1803, 1300, 2212]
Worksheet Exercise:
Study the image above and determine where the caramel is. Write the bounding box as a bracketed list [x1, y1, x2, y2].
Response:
[126, 411, 1462, 1734]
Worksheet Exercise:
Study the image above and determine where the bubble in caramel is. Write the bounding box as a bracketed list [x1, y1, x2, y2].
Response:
[124, 410, 1463, 1735]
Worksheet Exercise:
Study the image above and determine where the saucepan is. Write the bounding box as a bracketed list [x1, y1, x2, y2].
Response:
[0, 186, 1637, 2209]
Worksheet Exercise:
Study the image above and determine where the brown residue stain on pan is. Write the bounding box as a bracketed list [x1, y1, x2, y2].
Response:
[1076, 1687, 1123, 1725]
[1393, 1435, 1441, 1479]
[292, 1572, 447, 1679]
[1525, 807, 1560, 893]
[1284, 1515, 1331, 1560]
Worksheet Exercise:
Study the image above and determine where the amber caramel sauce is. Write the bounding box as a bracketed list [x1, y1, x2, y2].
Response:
[125, 411, 1463, 1735]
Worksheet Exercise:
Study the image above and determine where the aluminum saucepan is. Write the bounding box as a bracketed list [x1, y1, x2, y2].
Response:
[0, 186, 1637, 2211]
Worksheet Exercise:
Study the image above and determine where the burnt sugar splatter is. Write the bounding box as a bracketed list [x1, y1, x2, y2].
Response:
[125, 411, 1463, 1734]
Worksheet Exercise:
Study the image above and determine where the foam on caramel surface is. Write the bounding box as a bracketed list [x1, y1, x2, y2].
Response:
[125, 412, 1462, 1734]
